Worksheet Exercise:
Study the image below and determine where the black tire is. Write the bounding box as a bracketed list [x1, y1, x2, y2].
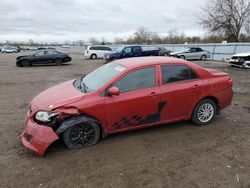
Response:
[90, 54, 97, 59]
[191, 99, 216, 125]
[201, 55, 207, 61]
[63, 116, 100, 149]
[21, 60, 31, 67]
[179, 55, 185, 59]
[55, 58, 63, 66]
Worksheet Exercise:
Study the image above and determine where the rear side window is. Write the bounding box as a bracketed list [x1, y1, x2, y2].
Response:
[114, 67, 155, 93]
[90, 46, 100, 50]
[46, 50, 58, 55]
[133, 46, 141, 53]
[102, 47, 111, 51]
[161, 65, 198, 84]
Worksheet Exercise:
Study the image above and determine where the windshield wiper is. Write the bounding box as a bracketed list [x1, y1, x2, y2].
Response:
[79, 76, 88, 93]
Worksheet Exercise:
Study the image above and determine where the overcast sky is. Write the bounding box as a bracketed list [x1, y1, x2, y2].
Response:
[0, 0, 208, 42]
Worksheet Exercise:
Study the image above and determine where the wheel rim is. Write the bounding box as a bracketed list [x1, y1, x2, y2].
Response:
[69, 124, 95, 147]
[22, 60, 30, 66]
[180, 56, 185, 59]
[197, 103, 214, 123]
[202, 55, 206, 60]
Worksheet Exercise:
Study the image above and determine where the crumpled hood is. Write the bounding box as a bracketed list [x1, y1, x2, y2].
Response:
[31, 80, 85, 112]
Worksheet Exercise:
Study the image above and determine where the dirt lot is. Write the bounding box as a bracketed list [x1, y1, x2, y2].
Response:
[0, 49, 249, 188]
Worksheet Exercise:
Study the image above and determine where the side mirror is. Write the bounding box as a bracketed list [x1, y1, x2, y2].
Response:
[108, 87, 120, 96]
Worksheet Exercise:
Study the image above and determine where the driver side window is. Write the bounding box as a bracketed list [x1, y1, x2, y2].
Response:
[34, 51, 45, 56]
[113, 67, 156, 93]
[123, 47, 132, 54]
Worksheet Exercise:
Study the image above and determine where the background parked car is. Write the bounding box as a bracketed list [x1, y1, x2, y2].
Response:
[84, 45, 112, 59]
[158, 47, 171, 56]
[1, 46, 20, 53]
[229, 52, 250, 69]
[16, 49, 72, 67]
[170, 47, 210, 60]
[104, 45, 159, 62]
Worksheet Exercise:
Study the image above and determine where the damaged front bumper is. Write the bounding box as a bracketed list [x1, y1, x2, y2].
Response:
[21, 117, 59, 157]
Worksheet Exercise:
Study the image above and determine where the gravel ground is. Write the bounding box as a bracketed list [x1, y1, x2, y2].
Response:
[0, 49, 249, 188]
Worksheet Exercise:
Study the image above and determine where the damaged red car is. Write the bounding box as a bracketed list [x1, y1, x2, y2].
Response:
[21, 57, 233, 156]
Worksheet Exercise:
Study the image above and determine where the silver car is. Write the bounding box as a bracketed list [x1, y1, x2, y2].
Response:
[170, 47, 210, 60]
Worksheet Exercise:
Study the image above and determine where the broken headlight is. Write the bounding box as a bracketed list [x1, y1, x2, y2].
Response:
[35, 111, 60, 123]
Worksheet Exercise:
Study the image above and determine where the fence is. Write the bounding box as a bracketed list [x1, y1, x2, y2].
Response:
[73, 43, 250, 61]
[151, 43, 250, 61]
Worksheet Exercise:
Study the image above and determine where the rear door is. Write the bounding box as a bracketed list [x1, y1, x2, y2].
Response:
[186, 48, 197, 59]
[104, 66, 161, 132]
[159, 64, 203, 122]
[46, 50, 58, 63]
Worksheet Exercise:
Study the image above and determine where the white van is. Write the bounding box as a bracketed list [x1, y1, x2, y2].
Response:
[84, 46, 112, 59]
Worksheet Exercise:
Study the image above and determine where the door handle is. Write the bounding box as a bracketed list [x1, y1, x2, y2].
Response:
[150, 92, 158, 96]
[192, 85, 200, 89]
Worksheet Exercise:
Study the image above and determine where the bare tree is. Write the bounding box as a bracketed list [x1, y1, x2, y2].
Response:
[89, 37, 100, 45]
[133, 27, 151, 44]
[200, 0, 250, 42]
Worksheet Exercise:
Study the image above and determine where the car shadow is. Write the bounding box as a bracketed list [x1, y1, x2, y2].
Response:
[45, 121, 196, 157]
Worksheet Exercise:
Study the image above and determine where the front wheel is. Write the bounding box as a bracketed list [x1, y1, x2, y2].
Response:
[192, 99, 216, 125]
[63, 116, 100, 149]
[21, 60, 31, 67]
[90, 54, 97, 59]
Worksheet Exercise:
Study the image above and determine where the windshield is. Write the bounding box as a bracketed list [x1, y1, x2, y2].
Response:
[74, 62, 126, 93]
[113, 46, 125, 52]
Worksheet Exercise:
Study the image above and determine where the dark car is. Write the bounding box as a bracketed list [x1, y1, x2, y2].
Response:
[16, 49, 72, 67]
[158, 47, 171, 56]
[104, 45, 159, 62]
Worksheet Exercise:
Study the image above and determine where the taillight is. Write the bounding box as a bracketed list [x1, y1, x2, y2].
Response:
[227, 78, 233, 86]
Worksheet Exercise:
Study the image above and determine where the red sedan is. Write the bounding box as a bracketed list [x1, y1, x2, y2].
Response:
[21, 57, 233, 156]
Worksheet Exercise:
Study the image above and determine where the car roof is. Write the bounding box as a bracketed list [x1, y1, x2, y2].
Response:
[114, 56, 200, 68]
[89, 45, 110, 47]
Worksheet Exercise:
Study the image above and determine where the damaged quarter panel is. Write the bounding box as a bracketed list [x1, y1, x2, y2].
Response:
[55, 94, 106, 135]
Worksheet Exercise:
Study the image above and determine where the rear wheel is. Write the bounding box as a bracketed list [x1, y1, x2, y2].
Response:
[21, 60, 31, 67]
[192, 99, 216, 125]
[55, 58, 63, 66]
[63, 116, 100, 149]
[90, 54, 97, 59]
[201, 55, 207, 61]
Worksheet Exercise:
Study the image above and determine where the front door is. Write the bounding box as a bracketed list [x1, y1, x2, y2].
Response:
[32, 50, 47, 64]
[121, 47, 133, 58]
[104, 66, 161, 132]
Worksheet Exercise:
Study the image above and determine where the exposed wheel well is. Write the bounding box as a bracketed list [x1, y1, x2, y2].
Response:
[80, 114, 104, 138]
[57, 113, 107, 139]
